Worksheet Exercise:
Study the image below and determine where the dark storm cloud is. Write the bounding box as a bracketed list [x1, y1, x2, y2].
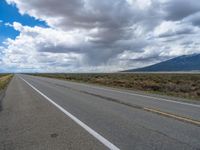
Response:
[4, 0, 200, 71]
[11, 0, 162, 66]
[13, 0, 135, 29]
[37, 44, 81, 53]
[8, 0, 161, 40]
[184, 12, 200, 27]
[164, 0, 200, 21]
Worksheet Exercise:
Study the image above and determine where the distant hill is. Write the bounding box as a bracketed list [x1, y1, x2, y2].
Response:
[124, 54, 200, 72]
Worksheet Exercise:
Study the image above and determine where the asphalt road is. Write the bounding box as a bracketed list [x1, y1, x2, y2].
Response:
[0, 74, 200, 150]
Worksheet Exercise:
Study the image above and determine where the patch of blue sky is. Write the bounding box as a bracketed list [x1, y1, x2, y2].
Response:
[0, 0, 47, 43]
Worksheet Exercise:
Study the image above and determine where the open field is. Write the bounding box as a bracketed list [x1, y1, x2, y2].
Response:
[30, 73, 200, 101]
[0, 74, 13, 90]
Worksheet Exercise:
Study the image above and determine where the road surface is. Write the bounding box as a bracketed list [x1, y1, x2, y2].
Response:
[0, 74, 200, 150]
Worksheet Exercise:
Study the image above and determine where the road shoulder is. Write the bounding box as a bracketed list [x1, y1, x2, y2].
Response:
[0, 76, 106, 150]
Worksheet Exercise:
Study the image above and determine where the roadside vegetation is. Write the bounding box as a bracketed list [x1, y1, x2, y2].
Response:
[31, 73, 200, 101]
[0, 74, 13, 90]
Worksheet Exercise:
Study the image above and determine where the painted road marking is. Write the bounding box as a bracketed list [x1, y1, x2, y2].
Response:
[144, 107, 200, 126]
[60, 79, 200, 108]
[51, 82, 200, 126]
[23, 75, 200, 126]
[19, 76, 120, 150]
[29, 75, 200, 108]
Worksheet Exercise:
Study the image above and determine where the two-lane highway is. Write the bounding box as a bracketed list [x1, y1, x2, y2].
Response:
[1, 74, 200, 150]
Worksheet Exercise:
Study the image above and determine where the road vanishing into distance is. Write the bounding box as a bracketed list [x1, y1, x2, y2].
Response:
[0, 74, 200, 150]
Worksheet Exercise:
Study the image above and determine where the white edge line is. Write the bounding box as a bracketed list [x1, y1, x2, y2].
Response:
[19, 76, 120, 150]
[61, 79, 200, 108]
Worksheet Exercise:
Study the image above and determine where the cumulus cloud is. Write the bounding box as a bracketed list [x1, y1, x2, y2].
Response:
[153, 21, 198, 38]
[1, 0, 200, 72]
[1, 22, 84, 72]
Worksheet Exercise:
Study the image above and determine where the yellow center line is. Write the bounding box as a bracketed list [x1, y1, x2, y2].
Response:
[144, 107, 200, 126]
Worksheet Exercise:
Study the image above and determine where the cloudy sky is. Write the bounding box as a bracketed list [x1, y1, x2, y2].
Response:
[0, 0, 200, 72]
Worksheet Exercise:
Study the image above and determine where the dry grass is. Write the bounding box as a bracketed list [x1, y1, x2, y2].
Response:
[0, 74, 13, 90]
[31, 73, 200, 100]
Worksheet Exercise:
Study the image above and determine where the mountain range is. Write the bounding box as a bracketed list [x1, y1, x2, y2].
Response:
[124, 53, 200, 72]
